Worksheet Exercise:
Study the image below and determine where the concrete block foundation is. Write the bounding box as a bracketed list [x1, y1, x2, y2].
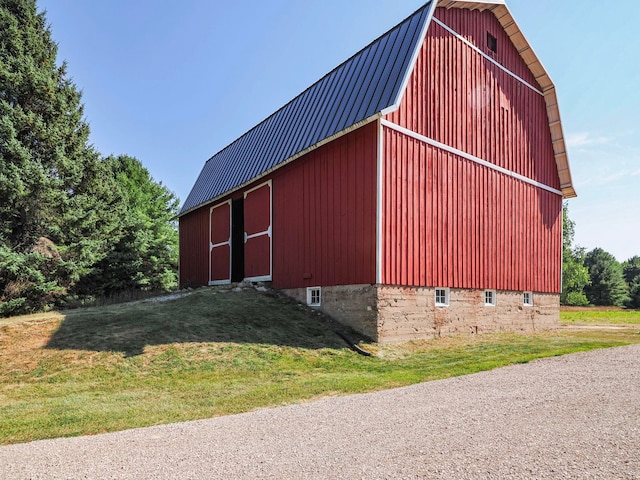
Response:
[283, 285, 559, 343]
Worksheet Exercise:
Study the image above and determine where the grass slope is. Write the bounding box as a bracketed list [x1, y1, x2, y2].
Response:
[1, 287, 639, 446]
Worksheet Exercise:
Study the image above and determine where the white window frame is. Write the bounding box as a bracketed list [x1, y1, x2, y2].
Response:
[484, 290, 497, 307]
[523, 292, 534, 307]
[307, 287, 321, 307]
[435, 288, 450, 307]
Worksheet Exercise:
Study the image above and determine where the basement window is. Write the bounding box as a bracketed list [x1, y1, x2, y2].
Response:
[307, 287, 321, 307]
[435, 288, 450, 307]
[484, 290, 496, 307]
[523, 292, 534, 307]
[487, 32, 497, 54]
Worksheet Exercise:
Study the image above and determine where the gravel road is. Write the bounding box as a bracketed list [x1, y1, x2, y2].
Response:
[1, 344, 638, 479]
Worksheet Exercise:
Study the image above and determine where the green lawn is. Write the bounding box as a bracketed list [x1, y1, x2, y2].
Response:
[1, 288, 639, 446]
[560, 308, 640, 325]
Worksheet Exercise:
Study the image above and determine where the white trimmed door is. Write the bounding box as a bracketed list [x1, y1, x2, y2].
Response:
[243, 181, 272, 282]
[209, 201, 232, 285]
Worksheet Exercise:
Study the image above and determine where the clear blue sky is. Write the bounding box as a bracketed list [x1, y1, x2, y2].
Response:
[38, 0, 640, 262]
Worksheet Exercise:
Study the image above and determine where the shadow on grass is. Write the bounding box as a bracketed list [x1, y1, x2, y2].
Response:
[46, 287, 360, 356]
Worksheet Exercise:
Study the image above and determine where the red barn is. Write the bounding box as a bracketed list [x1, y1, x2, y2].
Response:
[179, 0, 576, 342]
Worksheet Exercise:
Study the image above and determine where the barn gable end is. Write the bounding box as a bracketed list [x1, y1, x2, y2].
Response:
[379, 5, 563, 294]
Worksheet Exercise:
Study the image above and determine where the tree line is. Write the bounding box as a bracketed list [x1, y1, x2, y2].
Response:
[562, 204, 639, 308]
[0, 0, 178, 317]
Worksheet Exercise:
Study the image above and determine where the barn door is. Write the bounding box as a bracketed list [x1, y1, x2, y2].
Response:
[243, 181, 272, 282]
[209, 201, 232, 285]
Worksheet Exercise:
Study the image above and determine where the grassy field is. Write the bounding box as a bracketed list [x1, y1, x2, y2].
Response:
[1, 287, 639, 446]
[560, 306, 640, 325]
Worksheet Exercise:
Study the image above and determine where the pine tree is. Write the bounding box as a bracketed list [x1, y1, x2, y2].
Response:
[76, 155, 179, 298]
[584, 248, 630, 307]
[0, 0, 124, 315]
[622, 256, 640, 309]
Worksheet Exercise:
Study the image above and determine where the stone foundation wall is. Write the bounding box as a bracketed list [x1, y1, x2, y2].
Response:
[282, 285, 559, 343]
[377, 287, 559, 343]
[282, 285, 379, 340]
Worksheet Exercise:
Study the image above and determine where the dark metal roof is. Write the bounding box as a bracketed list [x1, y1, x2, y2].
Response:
[180, 2, 434, 215]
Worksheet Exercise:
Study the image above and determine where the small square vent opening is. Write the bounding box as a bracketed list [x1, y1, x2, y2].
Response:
[487, 32, 497, 54]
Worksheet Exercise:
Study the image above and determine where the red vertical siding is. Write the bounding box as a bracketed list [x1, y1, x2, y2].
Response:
[387, 8, 561, 190]
[382, 7, 563, 293]
[272, 122, 378, 289]
[179, 207, 210, 287]
[381, 130, 562, 292]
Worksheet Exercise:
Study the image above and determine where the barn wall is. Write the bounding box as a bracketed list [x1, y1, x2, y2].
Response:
[381, 7, 563, 293]
[179, 122, 378, 290]
[381, 133, 562, 292]
[272, 122, 378, 289]
[178, 206, 210, 287]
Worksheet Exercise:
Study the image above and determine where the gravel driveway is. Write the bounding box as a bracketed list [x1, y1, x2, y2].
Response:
[1, 344, 638, 479]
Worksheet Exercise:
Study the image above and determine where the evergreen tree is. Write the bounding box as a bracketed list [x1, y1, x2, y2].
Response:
[622, 256, 640, 309]
[0, 0, 124, 315]
[561, 203, 589, 306]
[75, 155, 179, 298]
[584, 248, 630, 307]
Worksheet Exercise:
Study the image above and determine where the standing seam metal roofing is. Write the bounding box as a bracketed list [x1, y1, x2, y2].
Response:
[179, 1, 434, 216]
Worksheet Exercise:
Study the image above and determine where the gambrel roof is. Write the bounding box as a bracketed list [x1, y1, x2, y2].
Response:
[180, 0, 574, 216]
